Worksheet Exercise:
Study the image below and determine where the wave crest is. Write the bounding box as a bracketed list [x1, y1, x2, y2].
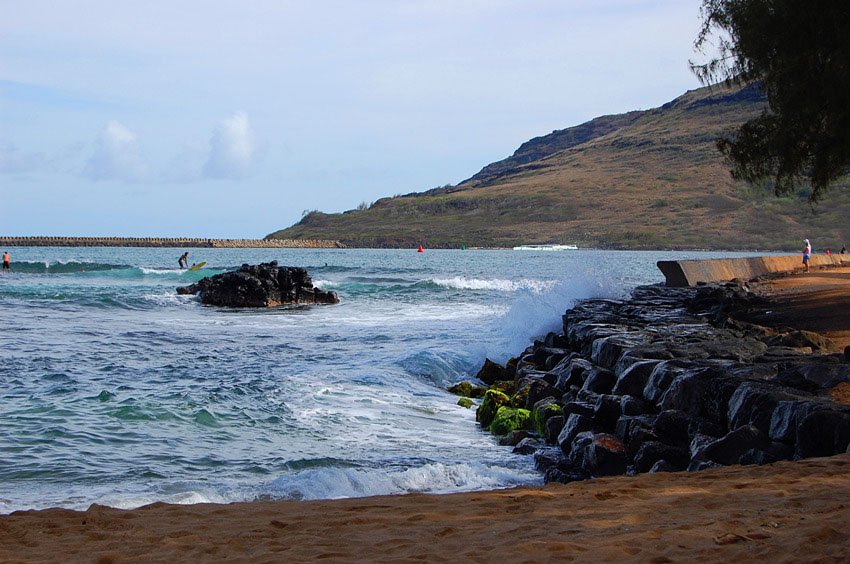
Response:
[431, 276, 556, 293]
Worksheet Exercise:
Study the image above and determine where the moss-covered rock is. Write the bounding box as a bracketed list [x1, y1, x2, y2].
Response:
[490, 380, 518, 397]
[476, 390, 511, 428]
[532, 401, 564, 435]
[510, 386, 529, 409]
[457, 397, 474, 409]
[489, 406, 531, 436]
[448, 381, 487, 398]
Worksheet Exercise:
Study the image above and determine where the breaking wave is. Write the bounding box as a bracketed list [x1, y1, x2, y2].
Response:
[263, 462, 541, 501]
[431, 276, 557, 293]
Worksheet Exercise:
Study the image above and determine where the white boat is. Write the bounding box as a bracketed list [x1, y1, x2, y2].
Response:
[512, 244, 578, 251]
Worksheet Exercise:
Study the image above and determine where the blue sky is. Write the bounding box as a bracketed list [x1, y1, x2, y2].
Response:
[1, 0, 708, 237]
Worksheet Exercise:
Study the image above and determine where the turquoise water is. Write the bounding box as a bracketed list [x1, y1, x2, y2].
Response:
[0, 247, 761, 512]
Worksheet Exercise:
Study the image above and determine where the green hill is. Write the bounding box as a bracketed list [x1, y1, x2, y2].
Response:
[267, 83, 850, 250]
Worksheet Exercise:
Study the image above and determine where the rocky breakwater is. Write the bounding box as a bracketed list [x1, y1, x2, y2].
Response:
[177, 261, 339, 307]
[451, 283, 850, 483]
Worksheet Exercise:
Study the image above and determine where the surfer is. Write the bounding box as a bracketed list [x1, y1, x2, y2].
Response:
[2, 251, 9, 271]
[178, 252, 189, 269]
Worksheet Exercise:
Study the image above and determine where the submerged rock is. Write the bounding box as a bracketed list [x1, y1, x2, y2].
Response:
[512, 437, 543, 455]
[448, 381, 488, 398]
[176, 261, 338, 307]
[457, 397, 474, 409]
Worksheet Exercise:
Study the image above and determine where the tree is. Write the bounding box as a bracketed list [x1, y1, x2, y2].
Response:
[692, 0, 850, 200]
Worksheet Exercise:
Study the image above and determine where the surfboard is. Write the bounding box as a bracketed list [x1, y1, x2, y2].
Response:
[189, 261, 207, 271]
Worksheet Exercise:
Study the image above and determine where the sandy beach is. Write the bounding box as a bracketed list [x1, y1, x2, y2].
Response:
[3, 266, 850, 563]
[0, 455, 848, 562]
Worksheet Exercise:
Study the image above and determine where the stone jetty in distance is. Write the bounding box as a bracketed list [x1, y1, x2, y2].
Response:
[0, 236, 344, 248]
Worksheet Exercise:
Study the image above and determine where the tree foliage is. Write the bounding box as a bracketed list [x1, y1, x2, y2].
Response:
[692, 0, 850, 200]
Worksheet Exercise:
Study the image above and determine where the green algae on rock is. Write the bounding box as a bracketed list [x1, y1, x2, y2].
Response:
[475, 390, 511, 428]
[448, 382, 487, 398]
[532, 401, 564, 436]
[457, 397, 474, 409]
[489, 407, 531, 436]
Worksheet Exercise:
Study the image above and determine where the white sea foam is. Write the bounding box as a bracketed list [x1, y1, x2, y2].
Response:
[140, 267, 184, 275]
[102, 489, 230, 510]
[82, 462, 538, 510]
[265, 462, 541, 501]
[431, 276, 557, 293]
[308, 302, 504, 327]
[479, 276, 616, 363]
[143, 292, 192, 306]
[85, 463, 540, 510]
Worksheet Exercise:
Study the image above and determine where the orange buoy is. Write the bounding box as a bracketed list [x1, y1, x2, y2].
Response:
[417, 244, 424, 253]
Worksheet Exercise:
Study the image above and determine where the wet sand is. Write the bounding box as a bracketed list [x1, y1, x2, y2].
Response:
[3, 265, 850, 562]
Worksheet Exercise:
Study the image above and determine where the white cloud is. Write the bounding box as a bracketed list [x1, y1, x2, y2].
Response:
[84, 121, 147, 181]
[203, 111, 256, 179]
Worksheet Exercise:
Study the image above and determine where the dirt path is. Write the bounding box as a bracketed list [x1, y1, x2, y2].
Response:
[747, 266, 850, 351]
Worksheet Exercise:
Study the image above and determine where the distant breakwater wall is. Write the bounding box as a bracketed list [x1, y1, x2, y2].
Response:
[658, 254, 850, 287]
[0, 237, 345, 249]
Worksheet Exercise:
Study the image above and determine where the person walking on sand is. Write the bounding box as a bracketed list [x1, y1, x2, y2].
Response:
[802, 239, 812, 272]
[178, 252, 189, 269]
[2, 251, 9, 272]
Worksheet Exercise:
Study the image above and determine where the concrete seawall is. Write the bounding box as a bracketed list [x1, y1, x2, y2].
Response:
[658, 254, 850, 287]
[0, 237, 344, 249]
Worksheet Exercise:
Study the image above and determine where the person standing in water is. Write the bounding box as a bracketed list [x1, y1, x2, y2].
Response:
[802, 239, 812, 272]
[2, 251, 9, 271]
[178, 252, 189, 269]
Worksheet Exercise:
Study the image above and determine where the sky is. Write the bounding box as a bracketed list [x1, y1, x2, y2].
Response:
[1, 0, 710, 238]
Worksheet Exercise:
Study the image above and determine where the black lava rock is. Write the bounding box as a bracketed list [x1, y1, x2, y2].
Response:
[177, 262, 338, 307]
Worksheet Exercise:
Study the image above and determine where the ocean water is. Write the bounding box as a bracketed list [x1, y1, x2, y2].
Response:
[0, 247, 759, 512]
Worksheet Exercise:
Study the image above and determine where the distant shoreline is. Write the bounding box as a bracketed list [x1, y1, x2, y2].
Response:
[0, 239, 803, 252]
[0, 237, 344, 249]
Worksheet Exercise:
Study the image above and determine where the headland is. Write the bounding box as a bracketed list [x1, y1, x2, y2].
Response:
[0, 236, 344, 248]
[265, 83, 850, 250]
